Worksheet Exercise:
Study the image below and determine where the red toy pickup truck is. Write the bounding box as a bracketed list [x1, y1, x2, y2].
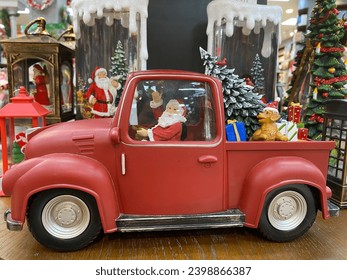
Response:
[3, 70, 339, 251]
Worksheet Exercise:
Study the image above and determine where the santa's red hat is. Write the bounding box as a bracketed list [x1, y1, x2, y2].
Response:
[264, 97, 280, 113]
[33, 64, 44, 74]
[15, 131, 28, 153]
[88, 67, 107, 83]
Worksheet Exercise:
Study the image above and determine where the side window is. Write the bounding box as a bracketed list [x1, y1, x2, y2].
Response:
[128, 79, 216, 141]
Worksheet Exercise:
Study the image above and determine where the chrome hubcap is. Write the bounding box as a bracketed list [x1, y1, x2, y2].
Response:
[42, 195, 90, 239]
[268, 191, 307, 231]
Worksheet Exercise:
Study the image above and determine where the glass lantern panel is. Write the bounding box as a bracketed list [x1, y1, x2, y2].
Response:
[28, 62, 54, 115]
[76, 11, 139, 83]
[0, 67, 9, 109]
[325, 117, 347, 183]
[213, 19, 278, 101]
[76, 11, 140, 119]
[12, 62, 26, 94]
[61, 63, 73, 113]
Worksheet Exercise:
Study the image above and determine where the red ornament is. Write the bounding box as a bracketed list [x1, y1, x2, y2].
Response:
[317, 33, 323, 39]
[309, 114, 317, 122]
[322, 92, 329, 98]
[216, 58, 227, 66]
[317, 116, 324, 123]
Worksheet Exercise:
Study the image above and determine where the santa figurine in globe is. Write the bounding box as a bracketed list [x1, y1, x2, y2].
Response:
[32, 64, 50, 106]
[137, 99, 186, 141]
[84, 67, 121, 118]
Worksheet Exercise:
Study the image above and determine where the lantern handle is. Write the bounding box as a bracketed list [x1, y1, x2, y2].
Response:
[58, 25, 75, 41]
[24, 17, 50, 36]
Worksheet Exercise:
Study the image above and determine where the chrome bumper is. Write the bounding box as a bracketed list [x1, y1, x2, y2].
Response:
[4, 209, 23, 231]
[328, 200, 340, 217]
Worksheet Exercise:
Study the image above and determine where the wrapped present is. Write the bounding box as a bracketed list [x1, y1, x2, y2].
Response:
[298, 128, 308, 140]
[226, 120, 246, 141]
[288, 102, 302, 124]
[276, 120, 298, 141]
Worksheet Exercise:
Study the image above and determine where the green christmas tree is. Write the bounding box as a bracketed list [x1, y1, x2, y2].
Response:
[250, 53, 265, 93]
[109, 40, 128, 106]
[12, 141, 24, 164]
[303, 0, 347, 140]
[200, 48, 265, 139]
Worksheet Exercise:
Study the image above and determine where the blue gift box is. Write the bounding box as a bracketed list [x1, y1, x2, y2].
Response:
[226, 120, 247, 141]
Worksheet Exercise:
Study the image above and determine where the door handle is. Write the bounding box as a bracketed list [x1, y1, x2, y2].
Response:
[198, 155, 218, 164]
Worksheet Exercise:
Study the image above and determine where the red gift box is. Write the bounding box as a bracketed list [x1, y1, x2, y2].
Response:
[298, 128, 308, 140]
[288, 102, 302, 124]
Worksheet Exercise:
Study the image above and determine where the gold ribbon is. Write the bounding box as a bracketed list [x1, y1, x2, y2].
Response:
[227, 119, 241, 141]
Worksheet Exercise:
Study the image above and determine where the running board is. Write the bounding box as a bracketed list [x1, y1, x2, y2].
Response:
[116, 209, 245, 232]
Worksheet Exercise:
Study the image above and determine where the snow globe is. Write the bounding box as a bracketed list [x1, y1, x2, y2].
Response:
[71, 0, 149, 118]
[206, 0, 282, 101]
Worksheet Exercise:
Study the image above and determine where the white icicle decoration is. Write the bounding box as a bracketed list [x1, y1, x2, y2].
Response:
[72, 0, 149, 70]
[206, 0, 282, 58]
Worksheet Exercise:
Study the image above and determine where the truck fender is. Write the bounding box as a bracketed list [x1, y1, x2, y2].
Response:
[3, 153, 120, 233]
[239, 156, 329, 228]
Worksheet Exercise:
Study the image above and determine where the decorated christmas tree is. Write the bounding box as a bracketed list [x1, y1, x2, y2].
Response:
[303, 0, 347, 140]
[250, 53, 265, 94]
[200, 48, 265, 139]
[110, 40, 128, 106]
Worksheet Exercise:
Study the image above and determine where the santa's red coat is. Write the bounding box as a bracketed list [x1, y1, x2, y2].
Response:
[84, 82, 113, 117]
[34, 75, 50, 105]
[151, 122, 182, 141]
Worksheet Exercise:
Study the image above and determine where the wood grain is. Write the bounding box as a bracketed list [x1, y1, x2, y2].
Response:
[1, 196, 346, 260]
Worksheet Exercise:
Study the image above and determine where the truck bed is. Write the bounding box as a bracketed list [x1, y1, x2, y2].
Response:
[224, 140, 335, 209]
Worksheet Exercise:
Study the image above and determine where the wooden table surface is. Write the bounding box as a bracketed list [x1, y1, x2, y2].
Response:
[1, 196, 346, 260]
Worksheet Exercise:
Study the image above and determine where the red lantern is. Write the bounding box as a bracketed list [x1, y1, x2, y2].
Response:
[0, 86, 50, 174]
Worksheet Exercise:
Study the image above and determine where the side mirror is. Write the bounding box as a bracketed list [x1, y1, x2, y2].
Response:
[109, 127, 120, 144]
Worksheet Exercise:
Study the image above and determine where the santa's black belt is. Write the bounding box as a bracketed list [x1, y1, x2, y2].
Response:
[96, 100, 112, 104]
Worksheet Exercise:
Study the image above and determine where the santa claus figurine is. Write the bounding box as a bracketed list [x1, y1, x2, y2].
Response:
[32, 64, 50, 106]
[84, 67, 121, 118]
[137, 99, 186, 141]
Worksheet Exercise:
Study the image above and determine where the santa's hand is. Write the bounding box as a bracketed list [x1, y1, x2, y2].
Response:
[111, 79, 120, 89]
[151, 91, 162, 103]
[91, 97, 97, 105]
[137, 128, 148, 137]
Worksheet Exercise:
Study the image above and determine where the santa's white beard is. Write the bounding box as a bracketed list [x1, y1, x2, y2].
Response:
[95, 76, 109, 91]
[158, 111, 186, 128]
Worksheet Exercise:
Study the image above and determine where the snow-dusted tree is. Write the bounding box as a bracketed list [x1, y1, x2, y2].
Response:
[250, 53, 265, 93]
[200, 48, 265, 139]
[110, 40, 128, 105]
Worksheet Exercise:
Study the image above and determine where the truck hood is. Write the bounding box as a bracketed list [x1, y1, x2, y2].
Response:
[24, 118, 113, 159]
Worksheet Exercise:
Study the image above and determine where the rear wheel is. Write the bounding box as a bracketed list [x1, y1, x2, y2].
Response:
[258, 185, 317, 242]
[27, 189, 102, 251]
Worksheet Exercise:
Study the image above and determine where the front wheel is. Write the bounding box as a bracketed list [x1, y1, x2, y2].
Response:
[27, 189, 103, 251]
[258, 185, 317, 242]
